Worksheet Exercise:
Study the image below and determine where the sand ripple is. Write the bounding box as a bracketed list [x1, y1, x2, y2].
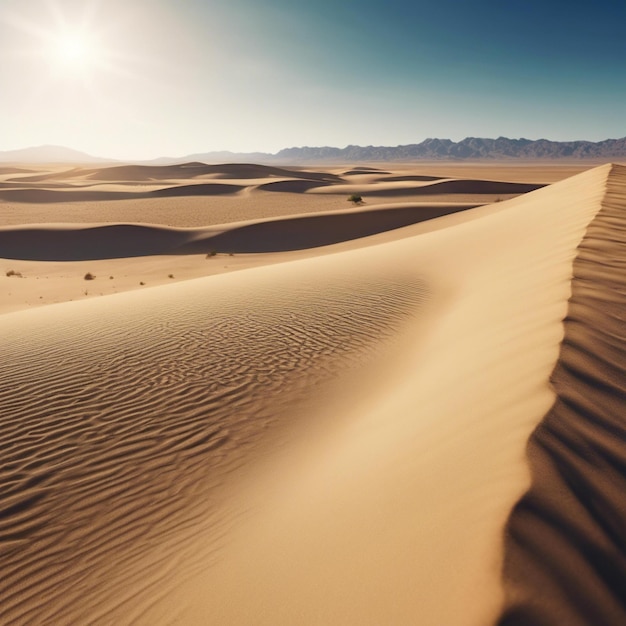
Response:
[0, 268, 427, 623]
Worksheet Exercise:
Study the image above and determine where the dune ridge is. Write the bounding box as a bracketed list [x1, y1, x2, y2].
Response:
[310, 178, 545, 197]
[82, 162, 342, 183]
[6, 162, 342, 184]
[0, 202, 478, 260]
[0, 178, 536, 203]
[498, 163, 626, 625]
[0, 184, 246, 203]
[0, 162, 548, 210]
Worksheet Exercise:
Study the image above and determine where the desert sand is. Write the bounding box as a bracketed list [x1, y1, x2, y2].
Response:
[0, 161, 624, 624]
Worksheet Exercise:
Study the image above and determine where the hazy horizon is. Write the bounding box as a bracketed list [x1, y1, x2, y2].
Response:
[1, 0, 625, 160]
[3, 135, 626, 164]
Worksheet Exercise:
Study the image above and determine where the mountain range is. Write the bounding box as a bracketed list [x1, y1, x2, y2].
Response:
[2, 137, 626, 165]
[273, 137, 626, 162]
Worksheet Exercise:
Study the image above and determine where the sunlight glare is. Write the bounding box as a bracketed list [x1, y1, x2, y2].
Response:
[50, 32, 99, 71]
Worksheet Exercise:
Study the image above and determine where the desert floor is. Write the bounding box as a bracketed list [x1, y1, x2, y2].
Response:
[1, 160, 624, 625]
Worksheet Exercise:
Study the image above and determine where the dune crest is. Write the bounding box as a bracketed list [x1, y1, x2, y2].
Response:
[498, 164, 626, 625]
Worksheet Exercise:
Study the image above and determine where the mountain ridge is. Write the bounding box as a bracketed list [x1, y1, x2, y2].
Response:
[2, 137, 625, 165]
[273, 136, 626, 162]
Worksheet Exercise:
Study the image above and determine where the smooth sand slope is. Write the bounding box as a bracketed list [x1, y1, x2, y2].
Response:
[0, 163, 623, 624]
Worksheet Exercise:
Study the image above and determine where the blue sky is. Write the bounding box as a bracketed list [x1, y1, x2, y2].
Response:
[1, 0, 624, 158]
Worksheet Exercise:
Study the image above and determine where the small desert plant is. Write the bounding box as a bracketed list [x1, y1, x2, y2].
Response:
[140, 281, 145, 286]
[168, 274, 174, 279]
[109, 276, 114, 280]
[206, 251, 217, 258]
[84, 272, 95, 280]
[347, 194, 363, 205]
[6, 270, 22, 278]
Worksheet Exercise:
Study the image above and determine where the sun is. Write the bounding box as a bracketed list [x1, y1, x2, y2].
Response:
[5, 0, 130, 95]
[51, 32, 100, 72]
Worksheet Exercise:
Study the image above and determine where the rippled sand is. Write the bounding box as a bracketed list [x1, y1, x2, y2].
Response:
[1, 162, 624, 624]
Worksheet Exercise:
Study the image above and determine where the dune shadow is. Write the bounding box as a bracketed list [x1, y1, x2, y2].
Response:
[182, 204, 478, 254]
[335, 179, 546, 198]
[0, 224, 190, 261]
[255, 180, 332, 193]
[0, 203, 480, 260]
[0, 183, 245, 203]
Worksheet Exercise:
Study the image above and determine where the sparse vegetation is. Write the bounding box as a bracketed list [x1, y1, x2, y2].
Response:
[109, 276, 114, 280]
[347, 194, 364, 205]
[140, 281, 145, 286]
[6, 270, 22, 278]
[206, 251, 217, 258]
[84, 272, 96, 280]
[168, 274, 174, 279]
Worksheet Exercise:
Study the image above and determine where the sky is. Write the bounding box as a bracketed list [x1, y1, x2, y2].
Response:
[1, 0, 625, 159]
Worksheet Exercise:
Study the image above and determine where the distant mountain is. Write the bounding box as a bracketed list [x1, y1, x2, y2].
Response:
[3, 137, 626, 165]
[158, 137, 626, 164]
[0, 145, 116, 164]
[273, 137, 626, 162]
[146, 150, 273, 165]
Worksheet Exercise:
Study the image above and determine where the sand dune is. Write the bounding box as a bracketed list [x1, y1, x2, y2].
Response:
[85, 162, 221, 181]
[83, 162, 288, 182]
[151, 182, 245, 197]
[1, 163, 621, 624]
[0, 224, 191, 260]
[0, 183, 246, 203]
[310, 178, 546, 197]
[4, 167, 86, 184]
[0, 202, 478, 260]
[0, 251, 428, 625]
[192, 202, 477, 253]
[152, 164, 609, 626]
[0, 163, 550, 210]
[7, 162, 343, 184]
[0, 181, 84, 190]
[373, 174, 444, 182]
[254, 179, 331, 193]
[342, 167, 391, 175]
[0, 166, 37, 176]
[498, 164, 626, 626]
[0, 188, 141, 203]
[344, 163, 592, 185]
[5, 163, 226, 183]
[192, 163, 342, 182]
[420, 178, 545, 194]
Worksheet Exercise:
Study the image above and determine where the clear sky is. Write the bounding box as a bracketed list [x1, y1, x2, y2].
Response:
[1, 0, 624, 159]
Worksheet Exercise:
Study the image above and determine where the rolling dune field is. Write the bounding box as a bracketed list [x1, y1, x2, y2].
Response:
[1, 161, 625, 625]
